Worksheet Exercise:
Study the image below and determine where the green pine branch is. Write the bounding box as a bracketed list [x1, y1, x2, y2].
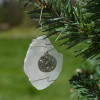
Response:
[69, 73, 100, 100]
[23, 0, 100, 60]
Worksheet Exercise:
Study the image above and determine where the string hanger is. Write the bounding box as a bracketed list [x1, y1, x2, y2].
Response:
[39, 0, 44, 28]
[32, 0, 44, 38]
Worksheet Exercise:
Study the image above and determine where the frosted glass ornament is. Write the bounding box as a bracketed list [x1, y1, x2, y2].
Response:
[24, 35, 63, 90]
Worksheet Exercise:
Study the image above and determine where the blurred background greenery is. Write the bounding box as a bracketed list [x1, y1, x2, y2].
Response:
[0, 0, 81, 100]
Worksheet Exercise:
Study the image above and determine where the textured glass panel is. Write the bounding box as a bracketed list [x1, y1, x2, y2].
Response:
[24, 35, 63, 90]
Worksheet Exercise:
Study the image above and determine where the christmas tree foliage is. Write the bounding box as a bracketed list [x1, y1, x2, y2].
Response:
[21, 0, 100, 99]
